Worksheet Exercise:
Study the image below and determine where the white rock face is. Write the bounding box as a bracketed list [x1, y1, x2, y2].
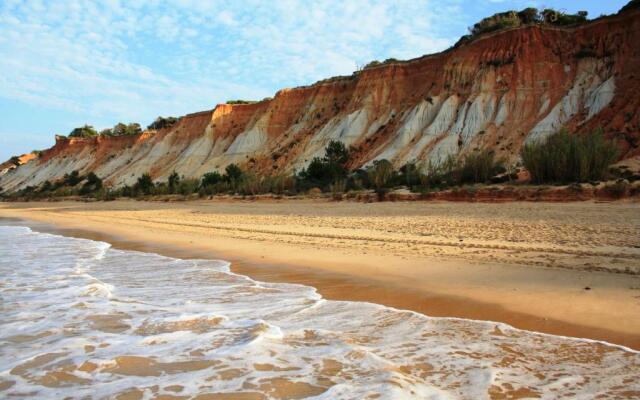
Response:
[585, 77, 615, 121]
[494, 95, 510, 126]
[527, 59, 615, 143]
[426, 134, 459, 165]
[226, 118, 269, 156]
[425, 95, 459, 136]
[375, 98, 440, 162]
[296, 108, 370, 169]
[459, 93, 496, 144]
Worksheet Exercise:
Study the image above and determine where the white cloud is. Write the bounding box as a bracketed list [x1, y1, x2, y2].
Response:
[0, 0, 460, 135]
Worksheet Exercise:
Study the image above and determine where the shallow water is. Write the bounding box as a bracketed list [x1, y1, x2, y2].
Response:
[0, 225, 638, 399]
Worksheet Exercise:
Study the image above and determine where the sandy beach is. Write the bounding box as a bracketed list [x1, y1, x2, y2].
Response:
[1, 199, 639, 350]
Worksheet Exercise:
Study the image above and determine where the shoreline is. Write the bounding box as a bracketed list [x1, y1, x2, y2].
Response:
[1, 200, 639, 350]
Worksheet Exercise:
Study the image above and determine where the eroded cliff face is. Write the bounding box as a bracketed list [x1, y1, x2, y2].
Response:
[2, 9, 639, 191]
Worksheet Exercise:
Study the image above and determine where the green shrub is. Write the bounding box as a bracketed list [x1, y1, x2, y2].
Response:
[80, 172, 102, 195]
[465, 7, 588, 40]
[416, 156, 455, 188]
[541, 9, 588, 26]
[201, 171, 223, 188]
[324, 140, 349, 166]
[63, 170, 83, 186]
[470, 11, 521, 36]
[135, 173, 154, 195]
[168, 171, 180, 194]
[362, 60, 382, 69]
[262, 174, 295, 195]
[459, 150, 503, 184]
[226, 100, 256, 105]
[9, 156, 21, 166]
[237, 173, 261, 196]
[119, 185, 135, 197]
[522, 129, 618, 184]
[367, 159, 395, 199]
[95, 188, 117, 201]
[224, 164, 244, 185]
[398, 162, 421, 187]
[347, 168, 370, 190]
[69, 125, 98, 138]
[115, 123, 142, 136]
[517, 7, 541, 24]
[100, 123, 142, 137]
[178, 178, 200, 195]
[298, 140, 350, 189]
[40, 180, 53, 192]
[147, 116, 178, 130]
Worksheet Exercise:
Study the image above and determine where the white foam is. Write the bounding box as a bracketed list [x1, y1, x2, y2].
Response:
[0, 225, 638, 399]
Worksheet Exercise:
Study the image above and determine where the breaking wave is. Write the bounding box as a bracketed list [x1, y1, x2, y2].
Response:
[0, 225, 638, 399]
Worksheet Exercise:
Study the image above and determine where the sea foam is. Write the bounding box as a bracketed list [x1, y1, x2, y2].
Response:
[0, 225, 638, 399]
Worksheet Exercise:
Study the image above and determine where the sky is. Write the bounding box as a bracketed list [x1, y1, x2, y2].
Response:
[0, 0, 630, 161]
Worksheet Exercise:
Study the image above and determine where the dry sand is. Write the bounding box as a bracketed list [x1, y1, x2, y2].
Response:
[1, 199, 639, 349]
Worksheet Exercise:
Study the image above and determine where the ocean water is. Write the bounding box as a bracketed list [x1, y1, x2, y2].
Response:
[0, 225, 638, 399]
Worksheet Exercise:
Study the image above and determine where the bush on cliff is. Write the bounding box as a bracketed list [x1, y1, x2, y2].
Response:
[465, 7, 589, 40]
[469, 11, 522, 36]
[114, 123, 142, 136]
[226, 100, 256, 105]
[147, 116, 178, 130]
[521, 129, 618, 184]
[100, 123, 142, 137]
[69, 125, 98, 138]
[541, 9, 588, 26]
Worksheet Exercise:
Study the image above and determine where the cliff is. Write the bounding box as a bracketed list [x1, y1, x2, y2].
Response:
[2, 8, 639, 191]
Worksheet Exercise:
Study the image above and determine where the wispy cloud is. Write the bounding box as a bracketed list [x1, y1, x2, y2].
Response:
[0, 0, 467, 161]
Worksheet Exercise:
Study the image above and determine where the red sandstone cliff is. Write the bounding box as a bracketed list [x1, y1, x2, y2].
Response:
[2, 8, 639, 191]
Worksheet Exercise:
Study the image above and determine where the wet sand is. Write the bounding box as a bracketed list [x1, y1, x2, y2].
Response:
[1, 199, 639, 349]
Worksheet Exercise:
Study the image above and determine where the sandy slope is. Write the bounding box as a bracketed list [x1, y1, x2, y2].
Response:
[1, 199, 639, 348]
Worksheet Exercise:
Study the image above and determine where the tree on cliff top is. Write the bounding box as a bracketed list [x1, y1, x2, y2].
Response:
[226, 100, 256, 105]
[99, 122, 142, 137]
[147, 116, 178, 130]
[113, 123, 142, 136]
[467, 7, 588, 38]
[69, 125, 98, 138]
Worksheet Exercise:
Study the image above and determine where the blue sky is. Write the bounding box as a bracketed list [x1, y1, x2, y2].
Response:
[0, 0, 630, 161]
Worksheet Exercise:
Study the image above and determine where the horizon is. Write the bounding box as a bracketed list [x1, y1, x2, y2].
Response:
[0, 0, 630, 161]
